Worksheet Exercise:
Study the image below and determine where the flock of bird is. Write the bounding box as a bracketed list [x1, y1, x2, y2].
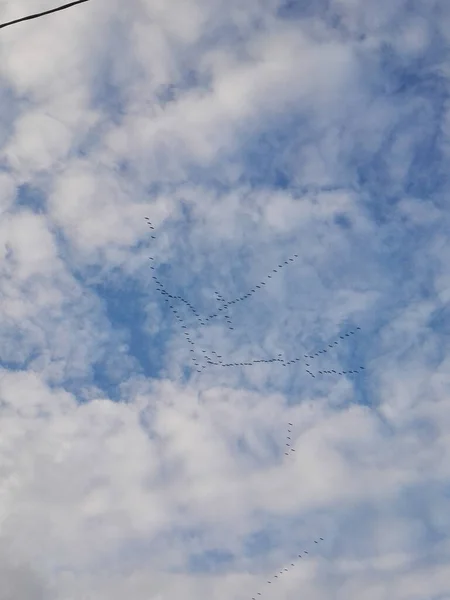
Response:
[285, 422, 295, 456]
[249, 537, 325, 599]
[245, 425, 327, 597]
[144, 216, 361, 597]
[144, 217, 365, 377]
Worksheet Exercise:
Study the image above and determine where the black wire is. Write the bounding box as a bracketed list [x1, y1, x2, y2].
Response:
[0, 0, 91, 30]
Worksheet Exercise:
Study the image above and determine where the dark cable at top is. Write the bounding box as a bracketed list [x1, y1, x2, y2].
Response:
[0, 0, 91, 30]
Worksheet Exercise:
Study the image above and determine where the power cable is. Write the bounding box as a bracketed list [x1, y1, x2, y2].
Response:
[0, 0, 91, 30]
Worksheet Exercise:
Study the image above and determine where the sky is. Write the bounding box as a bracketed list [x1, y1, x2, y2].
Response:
[0, 0, 450, 598]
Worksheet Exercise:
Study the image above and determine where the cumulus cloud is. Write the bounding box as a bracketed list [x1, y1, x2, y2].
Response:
[0, 0, 450, 598]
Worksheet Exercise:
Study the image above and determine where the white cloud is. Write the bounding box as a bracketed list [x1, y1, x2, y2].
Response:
[0, 0, 450, 598]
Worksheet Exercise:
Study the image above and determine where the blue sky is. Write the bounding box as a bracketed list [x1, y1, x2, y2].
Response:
[0, 0, 450, 598]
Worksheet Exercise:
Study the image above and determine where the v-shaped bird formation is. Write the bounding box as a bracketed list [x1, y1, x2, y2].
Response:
[144, 217, 365, 376]
[249, 537, 325, 599]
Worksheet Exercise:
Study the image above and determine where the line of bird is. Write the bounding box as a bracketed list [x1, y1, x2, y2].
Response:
[203, 251, 302, 324]
[145, 218, 330, 593]
[249, 537, 324, 599]
[144, 217, 365, 376]
[285, 422, 295, 456]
